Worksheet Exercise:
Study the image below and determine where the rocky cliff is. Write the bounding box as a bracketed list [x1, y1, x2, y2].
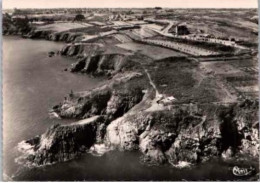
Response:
[13, 26, 259, 170]
[3, 21, 84, 43]
[19, 69, 259, 166]
[18, 116, 105, 166]
[60, 43, 134, 76]
[53, 71, 146, 120]
[23, 30, 83, 42]
[18, 71, 149, 166]
[104, 100, 259, 165]
[69, 54, 128, 76]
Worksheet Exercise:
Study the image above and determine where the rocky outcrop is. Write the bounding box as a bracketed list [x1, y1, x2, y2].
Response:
[18, 63, 258, 167]
[26, 30, 83, 42]
[5, 26, 83, 43]
[223, 99, 259, 157]
[53, 73, 145, 120]
[104, 100, 259, 166]
[18, 116, 105, 166]
[19, 87, 258, 167]
[60, 43, 104, 57]
[60, 43, 130, 76]
[71, 54, 128, 76]
[50, 32, 83, 42]
[18, 72, 147, 166]
[104, 108, 207, 164]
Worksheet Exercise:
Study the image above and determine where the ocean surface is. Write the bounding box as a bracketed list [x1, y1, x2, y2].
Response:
[2, 36, 258, 181]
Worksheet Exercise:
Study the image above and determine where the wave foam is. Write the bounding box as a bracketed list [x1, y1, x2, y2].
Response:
[17, 140, 35, 155]
[170, 161, 192, 169]
[88, 144, 111, 156]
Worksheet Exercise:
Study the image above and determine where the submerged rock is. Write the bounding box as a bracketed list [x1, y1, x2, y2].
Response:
[48, 51, 55, 57]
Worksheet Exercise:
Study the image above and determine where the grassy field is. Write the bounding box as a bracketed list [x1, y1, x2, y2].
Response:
[200, 56, 258, 99]
[116, 42, 186, 60]
[148, 57, 237, 103]
[142, 23, 164, 31]
[73, 25, 113, 35]
[200, 61, 244, 75]
[36, 22, 93, 32]
[156, 9, 258, 43]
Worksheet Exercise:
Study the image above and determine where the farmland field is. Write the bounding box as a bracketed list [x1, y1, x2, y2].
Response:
[36, 22, 93, 32]
[116, 42, 186, 59]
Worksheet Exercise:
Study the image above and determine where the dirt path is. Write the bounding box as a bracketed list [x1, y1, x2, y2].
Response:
[143, 68, 160, 97]
[130, 55, 175, 111]
[143, 68, 167, 112]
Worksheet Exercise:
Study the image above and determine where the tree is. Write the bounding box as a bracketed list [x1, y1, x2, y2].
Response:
[155, 7, 162, 10]
[14, 16, 28, 26]
[74, 14, 85, 21]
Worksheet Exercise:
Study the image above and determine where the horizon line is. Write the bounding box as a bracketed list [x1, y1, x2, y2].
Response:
[3, 0, 257, 10]
[3, 7, 258, 10]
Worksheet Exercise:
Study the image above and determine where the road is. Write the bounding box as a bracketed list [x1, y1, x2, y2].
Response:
[161, 21, 174, 34]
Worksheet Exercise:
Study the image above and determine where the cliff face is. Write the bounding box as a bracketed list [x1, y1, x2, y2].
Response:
[105, 100, 259, 165]
[69, 54, 127, 76]
[18, 72, 148, 166]
[14, 28, 258, 169]
[18, 116, 105, 166]
[104, 107, 216, 164]
[3, 25, 85, 43]
[19, 78, 258, 167]
[226, 100, 259, 157]
[25, 30, 83, 42]
[54, 72, 145, 120]
[60, 43, 132, 76]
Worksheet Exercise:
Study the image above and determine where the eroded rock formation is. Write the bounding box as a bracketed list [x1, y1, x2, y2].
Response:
[18, 116, 105, 166]
[15, 33, 259, 168]
[19, 74, 259, 166]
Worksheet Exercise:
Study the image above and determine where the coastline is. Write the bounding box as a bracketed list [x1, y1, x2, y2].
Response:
[10, 31, 259, 169]
[3, 10, 259, 180]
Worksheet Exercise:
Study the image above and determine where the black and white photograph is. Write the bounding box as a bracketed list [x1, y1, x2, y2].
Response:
[2, 0, 259, 181]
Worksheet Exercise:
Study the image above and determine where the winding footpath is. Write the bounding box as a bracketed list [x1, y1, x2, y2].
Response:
[143, 68, 169, 112]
